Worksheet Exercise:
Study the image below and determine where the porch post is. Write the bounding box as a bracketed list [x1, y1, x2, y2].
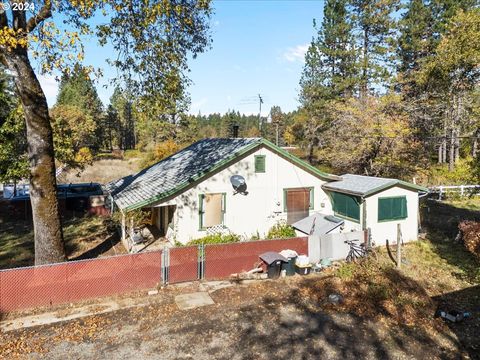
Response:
[121, 210, 126, 243]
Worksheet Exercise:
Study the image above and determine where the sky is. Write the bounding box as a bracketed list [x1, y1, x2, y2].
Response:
[38, 0, 325, 116]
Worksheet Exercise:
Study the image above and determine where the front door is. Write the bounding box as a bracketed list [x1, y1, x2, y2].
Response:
[158, 205, 175, 236]
[285, 188, 311, 224]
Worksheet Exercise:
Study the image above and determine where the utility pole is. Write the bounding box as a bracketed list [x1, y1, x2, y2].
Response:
[258, 94, 263, 132]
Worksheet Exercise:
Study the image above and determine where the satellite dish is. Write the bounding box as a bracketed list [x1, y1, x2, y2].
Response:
[230, 175, 248, 195]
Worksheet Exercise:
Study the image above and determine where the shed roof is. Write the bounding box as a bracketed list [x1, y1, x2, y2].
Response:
[292, 213, 344, 236]
[105, 138, 340, 211]
[321, 174, 428, 197]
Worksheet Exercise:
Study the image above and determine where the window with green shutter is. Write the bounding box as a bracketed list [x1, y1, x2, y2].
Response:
[331, 192, 360, 222]
[254, 155, 265, 173]
[378, 196, 407, 222]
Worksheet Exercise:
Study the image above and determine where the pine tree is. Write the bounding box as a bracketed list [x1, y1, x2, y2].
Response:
[350, 0, 399, 97]
[320, 0, 357, 97]
[56, 65, 104, 150]
[397, 0, 434, 78]
[109, 87, 136, 150]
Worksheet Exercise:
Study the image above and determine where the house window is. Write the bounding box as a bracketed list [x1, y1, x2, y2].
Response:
[199, 193, 226, 229]
[284, 187, 313, 224]
[331, 192, 360, 222]
[254, 155, 266, 173]
[378, 196, 407, 222]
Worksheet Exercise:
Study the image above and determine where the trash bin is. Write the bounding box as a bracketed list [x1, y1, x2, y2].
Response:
[281, 256, 297, 276]
[259, 251, 288, 279]
[267, 260, 283, 279]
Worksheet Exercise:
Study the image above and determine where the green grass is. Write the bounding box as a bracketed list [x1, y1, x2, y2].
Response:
[444, 197, 480, 211]
[0, 216, 111, 270]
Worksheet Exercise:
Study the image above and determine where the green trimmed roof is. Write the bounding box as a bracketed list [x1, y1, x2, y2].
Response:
[322, 174, 428, 197]
[105, 138, 340, 211]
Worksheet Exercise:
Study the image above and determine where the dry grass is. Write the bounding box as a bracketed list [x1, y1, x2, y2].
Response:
[61, 158, 142, 184]
[0, 215, 126, 270]
[444, 197, 480, 211]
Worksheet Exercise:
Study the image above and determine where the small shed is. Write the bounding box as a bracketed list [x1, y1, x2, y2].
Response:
[322, 174, 428, 246]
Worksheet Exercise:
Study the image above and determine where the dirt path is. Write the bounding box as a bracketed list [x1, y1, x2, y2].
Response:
[0, 276, 466, 360]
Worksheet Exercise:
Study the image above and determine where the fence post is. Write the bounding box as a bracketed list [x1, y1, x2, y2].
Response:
[396, 224, 402, 269]
[161, 247, 170, 285]
[197, 244, 205, 280]
[461, 185, 464, 197]
[439, 186, 443, 200]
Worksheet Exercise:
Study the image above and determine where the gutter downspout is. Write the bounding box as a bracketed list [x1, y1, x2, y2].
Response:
[361, 196, 367, 231]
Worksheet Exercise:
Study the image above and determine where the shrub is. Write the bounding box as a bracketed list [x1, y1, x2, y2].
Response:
[458, 220, 480, 258]
[266, 221, 296, 239]
[124, 149, 141, 160]
[74, 147, 93, 166]
[140, 140, 182, 168]
[187, 233, 241, 246]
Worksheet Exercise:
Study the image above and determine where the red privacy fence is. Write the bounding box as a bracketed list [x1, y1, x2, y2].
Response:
[0, 237, 308, 314]
[204, 237, 308, 279]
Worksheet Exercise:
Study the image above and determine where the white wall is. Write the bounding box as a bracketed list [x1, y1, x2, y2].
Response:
[365, 186, 419, 246]
[153, 146, 334, 244]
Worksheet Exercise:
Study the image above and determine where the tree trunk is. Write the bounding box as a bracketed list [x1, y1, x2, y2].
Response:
[360, 28, 369, 99]
[454, 128, 460, 163]
[307, 142, 315, 164]
[4, 50, 66, 265]
[438, 141, 443, 163]
[449, 128, 455, 172]
[472, 129, 479, 158]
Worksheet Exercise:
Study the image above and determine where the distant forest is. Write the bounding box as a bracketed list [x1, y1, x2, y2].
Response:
[2, 0, 480, 187]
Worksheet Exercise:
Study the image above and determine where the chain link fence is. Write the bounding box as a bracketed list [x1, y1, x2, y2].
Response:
[0, 237, 308, 314]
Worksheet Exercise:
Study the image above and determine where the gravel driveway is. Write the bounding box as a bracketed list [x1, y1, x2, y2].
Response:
[0, 276, 466, 360]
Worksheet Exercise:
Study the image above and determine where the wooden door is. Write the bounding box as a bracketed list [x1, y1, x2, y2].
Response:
[286, 188, 310, 224]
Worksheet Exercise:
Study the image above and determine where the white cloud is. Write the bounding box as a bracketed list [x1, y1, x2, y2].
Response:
[37, 74, 59, 107]
[282, 44, 309, 63]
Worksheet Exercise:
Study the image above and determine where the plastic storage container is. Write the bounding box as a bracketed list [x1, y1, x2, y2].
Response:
[295, 264, 312, 275]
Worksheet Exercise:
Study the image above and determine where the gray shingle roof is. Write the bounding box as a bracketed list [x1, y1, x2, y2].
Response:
[292, 213, 344, 236]
[105, 138, 262, 210]
[322, 174, 428, 197]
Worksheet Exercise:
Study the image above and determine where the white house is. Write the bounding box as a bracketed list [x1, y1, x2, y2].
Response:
[105, 138, 427, 249]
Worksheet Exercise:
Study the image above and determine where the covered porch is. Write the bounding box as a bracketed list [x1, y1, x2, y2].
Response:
[120, 204, 177, 253]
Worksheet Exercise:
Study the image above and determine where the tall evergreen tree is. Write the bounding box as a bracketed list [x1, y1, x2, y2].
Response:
[320, 0, 357, 97]
[350, 0, 399, 97]
[298, 0, 357, 163]
[56, 65, 104, 150]
[109, 87, 136, 150]
[397, 0, 434, 78]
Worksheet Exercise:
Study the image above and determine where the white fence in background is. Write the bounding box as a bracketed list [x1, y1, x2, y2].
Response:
[429, 185, 480, 200]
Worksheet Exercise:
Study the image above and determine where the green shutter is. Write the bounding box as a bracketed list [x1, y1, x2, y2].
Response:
[254, 155, 266, 173]
[378, 196, 407, 222]
[331, 192, 360, 222]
